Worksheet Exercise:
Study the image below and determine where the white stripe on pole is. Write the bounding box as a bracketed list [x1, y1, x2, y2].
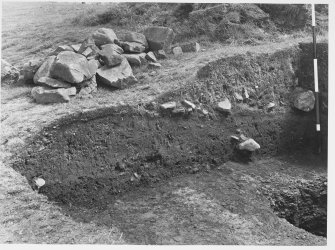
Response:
[316, 124, 320, 131]
[314, 59, 319, 92]
[312, 4, 316, 26]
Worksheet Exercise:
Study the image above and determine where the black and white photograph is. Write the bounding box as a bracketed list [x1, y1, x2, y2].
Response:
[0, 0, 333, 247]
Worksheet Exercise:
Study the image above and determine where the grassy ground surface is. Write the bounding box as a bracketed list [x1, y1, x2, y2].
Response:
[1, 2, 329, 245]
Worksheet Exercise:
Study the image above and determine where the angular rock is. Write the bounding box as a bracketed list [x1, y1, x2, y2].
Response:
[67, 87, 77, 96]
[96, 58, 137, 89]
[234, 92, 243, 101]
[124, 53, 147, 67]
[238, 138, 260, 151]
[98, 45, 123, 67]
[160, 101, 177, 110]
[21, 59, 44, 84]
[155, 50, 167, 60]
[122, 31, 148, 49]
[180, 42, 200, 53]
[148, 62, 162, 69]
[242, 87, 249, 99]
[92, 28, 118, 47]
[182, 100, 196, 109]
[121, 42, 146, 53]
[37, 76, 72, 88]
[78, 75, 97, 98]
[217, 98, 232, 113]
[101, 43, 124, 54]
[1, 59, 19, 85]
[78, 36, 100, 59]
[172, 107, 186, 115]
[50, 51, 92, 84]
[292, 88, 315, 112]
[33, 56, 56, 84]
[143, 26, 175, 51]
[267, 102, 275, 110]
[31, 86, 71, 104]
[88, 59, 100, 75]
[145, 52, 157, 63]
[71, 44, 81, 52]
[172, 46, 183, 55]
[52, 45, 73, 55]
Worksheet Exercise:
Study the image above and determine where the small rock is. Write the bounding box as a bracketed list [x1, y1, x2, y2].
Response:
[37, 76, 72, 88]
[81, 47, 94, 57]
[292, 88, 315, 112]
[33, 56, 56, 84]
[121, 41, 146, 53]
[182, 100, 196, 109]
[240, 134, 248, 141]
[216, 98, 232, 113]
[242, 87, 249, 99]
[148, 62, 162, 69]
[267, 102, 275, 110]
[33, 177, 45, 189]
[172, 107, 186, 115]
[180, 42, 200, 53]
[21, 59, 44, 84]
[238, 138, 260, 151]
[160, 101, 177, 110]
[155, 50, 167, 59]
[1, 59, 20, 85]
[101, 43, 124, 54]
[145, 52, 158, 63]
[31, 86, 71, 104]
[172, 46, 183, 56]
[230, 135, 240, 141]
[143, 26, 175, 51]
[234, 92, 243, 101]
[92, 28, 118, 47]
[51, 45, 74, 55]
[149, 71, 156, 76]
[124, 53, 147, 67]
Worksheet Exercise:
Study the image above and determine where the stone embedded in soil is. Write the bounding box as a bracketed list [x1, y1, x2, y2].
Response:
[50, 51, 92, 84]
[292, 88, 315, 112]
[180, 42, 200, 53]
[33, 55, 56, 84]
[31, 86, 72, 104]
[172, 107, 186, 115]
[96, 58, 137, 89]
[238, 138, 260, 151]
[101, 43, 124, 55]
[234, 92, 244, 101]
[121, 31, 148, 49]
[242, 87, 249, 99]
[216, 98, 232, 113]
[121, 41, 146, 53]
[144, 26, 175, 51]
[124, 53, 147, 67]
[98, 46, 123, 67]
[160, 101, 177, 110]
[92, 28, 118, 47]
[156, 50, 167, 59]
[148, 62, 162, 69]
[182, 100, 196, 109]
[145, 52, 158, 63]
[230, 135, 240, 141]
[37, 76, 72, 89]
[267, 102, 275, 110]
[172, 46, 183, 56]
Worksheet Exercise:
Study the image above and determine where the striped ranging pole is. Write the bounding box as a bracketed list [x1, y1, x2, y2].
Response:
[312, 4, 321, 153]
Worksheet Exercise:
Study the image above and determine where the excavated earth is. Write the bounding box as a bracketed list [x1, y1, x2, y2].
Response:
[1, 39, 328, 244]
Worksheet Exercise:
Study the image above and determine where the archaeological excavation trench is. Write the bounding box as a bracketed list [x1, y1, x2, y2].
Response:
[12, 43, 328, 240]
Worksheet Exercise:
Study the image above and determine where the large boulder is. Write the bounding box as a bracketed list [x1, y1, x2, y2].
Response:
[143, 26, 175, 51]
[121, 31, 148, 49]
[50, 51, 92, 84]
[145, 52, 157, 63]
[92, 28, 118, 47]
[31, 86, 73, 104]
[121, 42, 146, 53]
[96, 58, 137, 89]
[292, 87, 315, 112]
[124, 53, 147, 67]
[21, 59, 44, 84]
[37, 76, 72, 88]
[33, 56, 56, 84]
[101, 44, 124, 54]
[1, 59, 19, 85]
[98, 45, 123, 67]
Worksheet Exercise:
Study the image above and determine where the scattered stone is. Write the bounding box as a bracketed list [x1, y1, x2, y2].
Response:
[292, 88, 315, 112]
[121, 41, 146, 53]
[92, 28, 118, 47]
[52, 45, 73, 55]
[180, 42, 200, 53]
[196, 107, 209, 115]
[242, 87, 249, 99]
[148, 62, 162, 69]
[33, 56, 56, 84]
[96, 58, 137, 89]
[230, 135, 240, 141]
[182, 100, 196, 109]
[267, 102, 275, 110]
[124, 53, 147, 67]
[143, 26, 175, 51]
[216, 98, 232, 113]
[240, 134, 248, 141]
[50, 51, 92, 84]
[234, 92, 243, 101]
[121, 31, 148, 49]
[160, 101, 177, 110]
[155, 50, 167, 59]
[238, 138, 260, 151]
[31, 86, 71, 104]
[98, 45, 123, 67]
[37, 76, 72, 88]
[71, 44, 81, 52]
[172, 46, 183, 56]
[1, 59, 19, 85]
[33, 177, 45, 189]
[145, 52, 158, 63]
[101, 43, 124, 54]
[21, 59, 44, 84]
[172, 107, 186, 115]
